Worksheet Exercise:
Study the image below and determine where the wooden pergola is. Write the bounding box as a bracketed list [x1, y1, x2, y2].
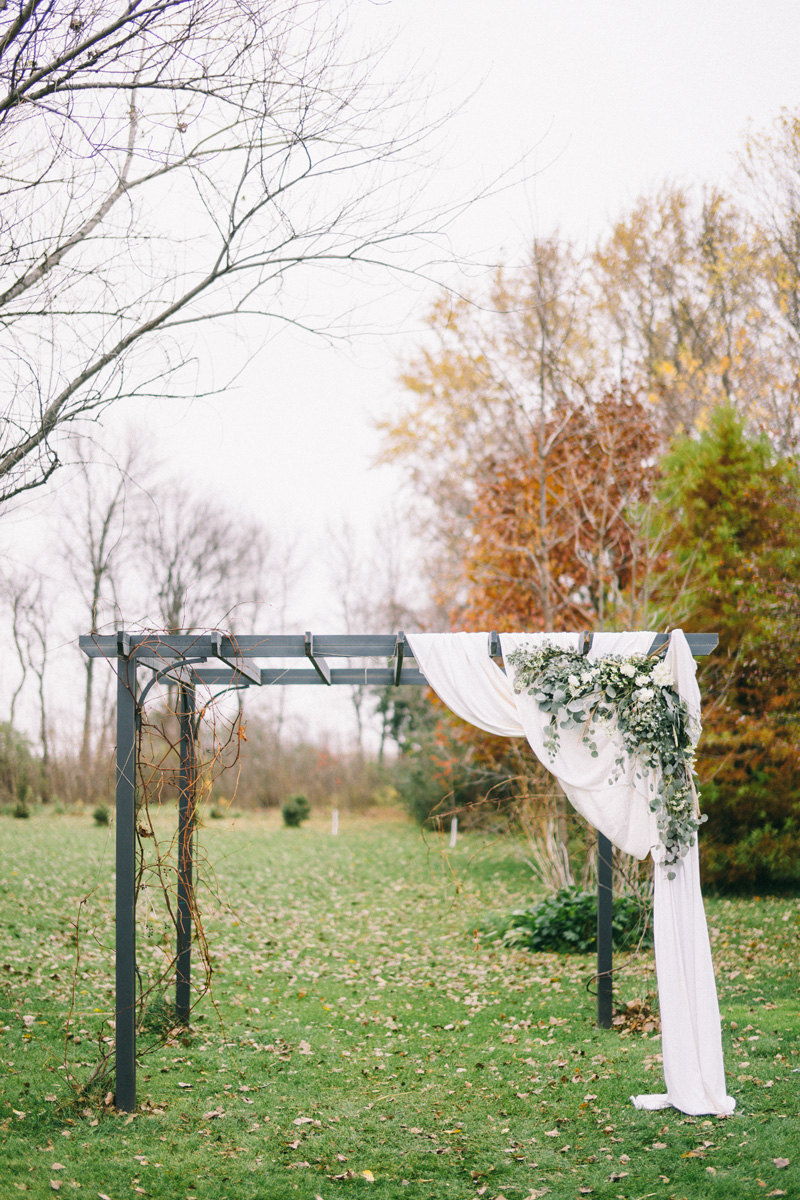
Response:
[79, 629, 717, 1112]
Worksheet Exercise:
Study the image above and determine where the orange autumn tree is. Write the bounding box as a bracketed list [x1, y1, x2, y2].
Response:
[382, 248, 663, 864]
[460, 386, 661, 633]
[382, 239, 595, 623]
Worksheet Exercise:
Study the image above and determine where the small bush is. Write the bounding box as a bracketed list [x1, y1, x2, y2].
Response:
[701, 822, 800, 892]
[0, 723, 34, 808]
[282, 793, 311, 827]
[12, 800, 30, 819]
[480, 885, 651, 954]
[93, 804, 110, 826]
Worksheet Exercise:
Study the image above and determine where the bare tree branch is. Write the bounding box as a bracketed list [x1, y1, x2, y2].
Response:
[0, 0, 461, 502]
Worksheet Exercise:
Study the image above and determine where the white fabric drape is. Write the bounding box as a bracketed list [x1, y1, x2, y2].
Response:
[407, 629, 734, 1116]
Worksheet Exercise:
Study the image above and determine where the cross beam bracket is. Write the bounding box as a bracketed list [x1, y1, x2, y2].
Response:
[304, 631, 331, 684]
[209, 632, 261, 685]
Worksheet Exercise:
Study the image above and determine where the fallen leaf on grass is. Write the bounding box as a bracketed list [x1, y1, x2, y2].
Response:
[103, 1093, 113, 1107]
[773, 1159, 790, 1169]
[51, 1165, 65, 1172]
[652, 1141, 667, 1149]
[98, 1194, 112, 1199]
[44, 1094, 57, 1103]
[658, 1176, 670, 1184]
[609, 1171, 628, 1182]
[544, 1128, 559, 1137]
[361, 1170, 375, 1182]
[578, 1189, 593, 1196]
[768, 1191, 787, 1197]
[22, 1015, 35, 1028]
[298, 1040, 312, 1054]
[203, 1107, 225, 1120]
[293, 1116, 314, 1125]
[525, 1191, 549, 1199]
[50, 1184, 61, 1193]
[288, 1161, 311, 1169]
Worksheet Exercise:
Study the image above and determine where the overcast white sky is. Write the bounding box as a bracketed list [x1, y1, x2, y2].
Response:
[6, 0, 800, 748]
[109, 0, 800, 564]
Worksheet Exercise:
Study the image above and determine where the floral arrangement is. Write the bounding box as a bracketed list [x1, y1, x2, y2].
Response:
[506, 641, 706, 875]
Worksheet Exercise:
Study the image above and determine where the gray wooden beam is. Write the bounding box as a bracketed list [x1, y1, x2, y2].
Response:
[596, 832, 614, 1029]
[80, 630, 720, 663]
[114, 655, 137, 1112]
[175, 683, 195, 1024]
[305, 631, 331, 684]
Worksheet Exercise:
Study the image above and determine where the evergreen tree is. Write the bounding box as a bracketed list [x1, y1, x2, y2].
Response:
[653, 407, 800, 888]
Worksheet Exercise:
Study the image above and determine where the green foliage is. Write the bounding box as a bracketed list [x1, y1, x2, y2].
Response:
[92, 804, 110, 826]
[702, 822, 800, 892]
[508, 642, 702, 871]
[481, 885, 652, 954]
[698, 714, 800, 891]
[12, 799, 30, 818]
[281, 792, 311, 827]
[655, 404, 800, 709]
[378, 687, 516, 826]
[653, 408, 800, 889]
[0, 723, 35, 808]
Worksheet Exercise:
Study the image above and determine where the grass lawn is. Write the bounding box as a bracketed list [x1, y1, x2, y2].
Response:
[0, 808, 798, 1200]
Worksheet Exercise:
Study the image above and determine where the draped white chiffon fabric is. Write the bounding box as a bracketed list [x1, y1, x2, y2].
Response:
[406, 630, 734, 1116]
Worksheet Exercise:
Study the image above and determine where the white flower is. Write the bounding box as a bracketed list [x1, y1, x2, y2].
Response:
[581, 670, 596, 684]
[568, 674, 580, 688]
[634, 674, 649, 686]
[636, 687, 655, 703]
[619, 662, 636, 678]
[652, 662, 674, 688]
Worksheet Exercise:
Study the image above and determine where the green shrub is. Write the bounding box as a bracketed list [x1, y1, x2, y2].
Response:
[0, 723, 34, 807]
[480, 885, 652, 954]
[701, 822, 800, 892]
[282, 793, 311, 827]
[12, 800, 30, 819]
[93, 804, 110, 826]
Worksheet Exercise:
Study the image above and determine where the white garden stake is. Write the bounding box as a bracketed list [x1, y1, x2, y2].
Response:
[449, 816, 458, 848]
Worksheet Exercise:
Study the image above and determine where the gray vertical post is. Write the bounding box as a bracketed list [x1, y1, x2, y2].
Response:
[115, 652, 138, 1112]
[176, 682, 195, 1023]
[597, 831, 613, 1028]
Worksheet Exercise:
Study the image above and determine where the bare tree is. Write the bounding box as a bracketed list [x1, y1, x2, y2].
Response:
[325, 519, 372, 754]
[59, 437, 145, 763]
[1, 567, 52, 797]
[135, 478, 278, 633]
[325, 512, 422, 756]
[0, 0, 454, 504]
